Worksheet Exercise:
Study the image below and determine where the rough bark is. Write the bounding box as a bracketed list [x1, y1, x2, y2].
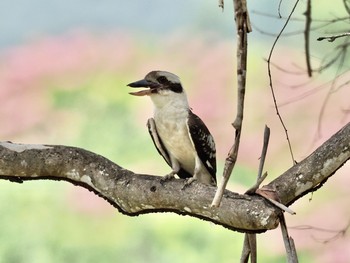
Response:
[0, 122, 349, 233]
[267, 121, 350, 206]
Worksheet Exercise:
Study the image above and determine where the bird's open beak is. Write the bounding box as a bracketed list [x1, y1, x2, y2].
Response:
[127, 79, 159, 96]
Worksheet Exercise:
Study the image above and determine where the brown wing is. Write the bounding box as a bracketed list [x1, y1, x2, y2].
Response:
[187, 111, 217, 184]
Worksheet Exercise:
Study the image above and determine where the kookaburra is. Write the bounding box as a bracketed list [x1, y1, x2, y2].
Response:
[128, 70, 217, 186]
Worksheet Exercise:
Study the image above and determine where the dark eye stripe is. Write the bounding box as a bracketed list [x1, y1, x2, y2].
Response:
[169, 83, 183, 93]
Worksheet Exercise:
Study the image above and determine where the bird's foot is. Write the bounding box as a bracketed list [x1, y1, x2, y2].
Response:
[181, 177, 197, 190]
[160, 172, 176, 185]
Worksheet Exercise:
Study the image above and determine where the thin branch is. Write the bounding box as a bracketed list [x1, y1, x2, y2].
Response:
[315, 41, 347, 140]
[315, 47, 344, 73]
[267, 0, 300, 165]
[344, 0, 350, 14]
[317, 32, 350, 42]
[241, 126, 269, 263]
[245, 172, 268, 195]
[266, 58, 307, 75]
[245, 125, 270, 195]
[248, 234, 257, 263]
[239, 233, 257, 263]
[278, 81, 332, 107]
[290, 221, 350, 243]
[241, 125, 270, 263]
[280, 215, 299, 263]
[278, 0, 283, 18]
[253, 22, 349, 39]
[211, 0, 251, 207]
[261, 195, 296, 215]
[252, 10, 350, 23]
[304, 0, 312, 77]
[240, 235, 251, 263]
[257, 125, 270, 180]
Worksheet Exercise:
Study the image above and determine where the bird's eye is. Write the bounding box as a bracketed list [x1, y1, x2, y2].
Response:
[157, 76, 168, 84]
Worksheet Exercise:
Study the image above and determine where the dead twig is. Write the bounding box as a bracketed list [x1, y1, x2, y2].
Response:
[317, 32, 350, 42]
[280, 214, 299, 263]
[304, 0, 312, 77]
[211, 0, 251, 208]
[240, 233, 257, 263]
[245, 125, 270, 194]
[241, 126, 270, 262]
[267, 0, 300, 165]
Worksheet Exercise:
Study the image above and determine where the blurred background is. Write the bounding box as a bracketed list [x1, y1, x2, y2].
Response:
[1, 0, 350, 262]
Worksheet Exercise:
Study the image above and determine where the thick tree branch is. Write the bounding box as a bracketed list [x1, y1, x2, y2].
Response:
[267, 121, 350, 206]
[0, 142, 278, 233]
[0, 121, 349, 233]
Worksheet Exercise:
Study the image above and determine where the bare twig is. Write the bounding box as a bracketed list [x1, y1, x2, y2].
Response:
[280, 214, 299, 263]
[315, 41, 347, 141]
[263, 195, 296, 215]
[241, 234, 257, 263]
[253, 20, 349, 40]
[290, 221, 350, 243]
[257, 125, 270, 180]
[344, 0, 350, 14]
[245, 125, 270, 194]
[267, 0, 300, 165]
[317, 32, 350, 42]
[304, 0, 312, 77]
[245, 119, 294, 217]
[211, 0, 251, 207]
[240, 234, 257, 263]
[278, 0, 283, 18]
[240, 235, 250, 263]
[241, 126, 269, 262]
[248, 234, 257, 263]
[245, 172, 268, 195]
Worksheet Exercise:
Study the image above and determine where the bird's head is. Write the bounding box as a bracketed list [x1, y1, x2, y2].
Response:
[128, 71, 183, 97]
[128, 71, 189, 109]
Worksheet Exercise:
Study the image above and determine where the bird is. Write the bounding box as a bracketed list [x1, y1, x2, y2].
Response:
[127, 70, 217, 186]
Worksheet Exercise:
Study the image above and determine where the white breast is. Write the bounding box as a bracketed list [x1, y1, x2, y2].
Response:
[152, 96, 196, 174]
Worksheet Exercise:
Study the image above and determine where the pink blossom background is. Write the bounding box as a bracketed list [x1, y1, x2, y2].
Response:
[1, 30, 350, 262]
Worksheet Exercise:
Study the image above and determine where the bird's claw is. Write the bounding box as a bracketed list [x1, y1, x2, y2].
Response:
[160, 172, 176, 185]
[181, 177, 196, 190]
